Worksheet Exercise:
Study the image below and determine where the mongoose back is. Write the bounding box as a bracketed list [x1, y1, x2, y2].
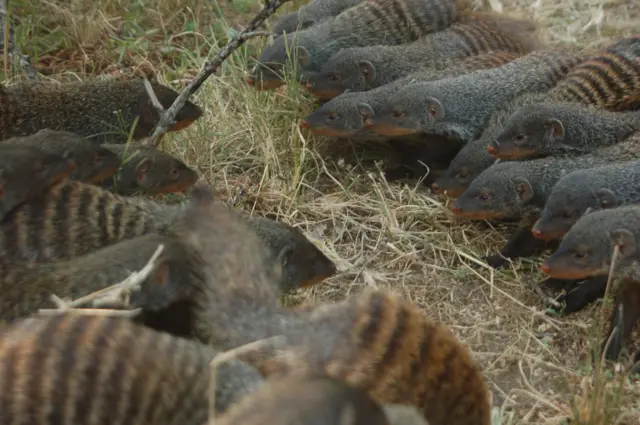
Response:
[99, 143, 199, 195]
[488, 102, 640, 160]
[301, 51, 523, 140]
[533, 158, 640, 241]
[272, 0, 366, 35]
[367, 48, 588, 143]
[216, 375, 390, 425]
[0, 145, 75, 222]
[0, 180, 335, 294]
[0, 78, 203, 143]
[249, 0, 472, 90]
[307, 12, 539, 99]
[1, 129, 121, 183]
[540, 205, 640, 361]
[0, 314, 265, 423]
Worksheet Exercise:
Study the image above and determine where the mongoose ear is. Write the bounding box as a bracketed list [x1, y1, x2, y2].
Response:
[512, 176, 534, 203]
[297, 46, 311, 68]
[135, 157, 153, 182]
[357, 60, 376, 84]
[277, 245, 293, 268]
[610, 228, 637, 258]
[595, 188, 618, 209]
[357, 102, 375, 120]
[424, 97, 444, 119]
[548, 118, 565, 141]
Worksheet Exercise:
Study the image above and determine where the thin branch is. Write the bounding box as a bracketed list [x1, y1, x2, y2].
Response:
[145, 0, 289, 148]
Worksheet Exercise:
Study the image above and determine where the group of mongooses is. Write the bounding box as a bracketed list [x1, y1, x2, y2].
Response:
[251, 0, 640, 372]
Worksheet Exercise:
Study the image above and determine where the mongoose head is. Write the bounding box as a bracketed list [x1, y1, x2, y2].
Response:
[249, 33, 313, 90]
[1, 129, 121, 183]
[368, 83, 441, 137]
[488, 103, 566, 160]
[301, 93, 376, 137]
[216, 374, 390, 425]
[138, 81, 203, 136]
[308, 48, 378, 99]
[432, 139, 499, 198]
[541, 206, 640, 280]
[532, 169, 621, 241]
[451, 162, 536, 220]
[0, 146, 76, 221]
[246, 216, 338, 293]
[102, 144, 199, 195]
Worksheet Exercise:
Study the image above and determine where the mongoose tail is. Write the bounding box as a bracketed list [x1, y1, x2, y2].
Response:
[0, 314, 264, 423]
[0, 78, 202, 143]
[0, 145, 76, 222]
[307, 12, 539, 99]
[1, 129, 121, 183]
[302, 51, 522, 138]
[99, 143, 199, 195]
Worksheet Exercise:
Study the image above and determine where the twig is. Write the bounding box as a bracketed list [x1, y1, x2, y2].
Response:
[37, 244, 165, 317]
[0, 0, 38, 80]
[37, 308, 143, 318]
[145, 0, 289, 148]
[207, 336, 286, 424]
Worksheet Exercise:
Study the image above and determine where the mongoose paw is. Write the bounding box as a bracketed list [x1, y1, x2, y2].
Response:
[483, 254, 509, 269]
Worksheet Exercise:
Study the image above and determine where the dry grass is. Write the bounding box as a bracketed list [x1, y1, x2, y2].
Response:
[5, 0, 640, 423]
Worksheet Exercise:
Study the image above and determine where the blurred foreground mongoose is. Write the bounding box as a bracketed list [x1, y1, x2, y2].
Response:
[307, 13, 539, 99]
[301, 51, 523, 140]
[0, 314, 264, 422]
[533, 159, 640, 241]
[1, 129, 121, 183]
[436, 38, 640, 194]
[99, 143, 199, 195]
[488, 103, 640, 160]
[541, 205, 640, 361]
[249, 0, 472, 90]
[450, 133, 640, 267]
[368, 49, 588, 144]
[0, 78, 203, 143]
[272, 0, 365, 35]
[0, 180, 337, 293]
[216, 374, 429, 425]
[0, 145, 75, 222]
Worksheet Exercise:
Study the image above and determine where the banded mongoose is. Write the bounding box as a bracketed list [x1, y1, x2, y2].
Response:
[1, 129, 121, 183]
[450, 133, 640, 266]
[0, 145, 75, 222]
[533, 158, 640, 241]
[0, 78, 203, 143]
[540, 205, 640, 361]
[271, 0, 365, 35]
[215, 374, 430, 425]
[95, 187, 492, 425]
[438, 37, 640, 192]
[488, 36, 640, 159]
[249, 0, 472, 90]
[301, 51, 523, 141]
[367, 48, 588, 144]
[307, 12, 539, 99]
[0, 233, 194, 321]
[488, 103, 640, 160]
[99, 143, 199, 195]
[0, 180, 336, 293]
[0, 314, 265, 422]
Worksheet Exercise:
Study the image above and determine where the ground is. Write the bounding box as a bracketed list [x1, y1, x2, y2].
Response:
[6, 0, 640, 423]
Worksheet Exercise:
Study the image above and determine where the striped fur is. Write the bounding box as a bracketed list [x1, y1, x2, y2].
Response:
[550, 36, 640, 107]
[0, 314, 215, 425]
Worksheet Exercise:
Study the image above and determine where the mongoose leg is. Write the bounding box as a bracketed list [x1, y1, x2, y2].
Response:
[554, 276, 608, 315]
[603, 284, 640, 361]
[484, 224, 552, 269]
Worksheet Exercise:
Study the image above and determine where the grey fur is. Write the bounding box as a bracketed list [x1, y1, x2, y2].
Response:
[272, 0, 365, 34]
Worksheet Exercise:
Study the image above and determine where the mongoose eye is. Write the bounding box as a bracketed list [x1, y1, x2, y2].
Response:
[329, 73, 342, 81]
[455, 169, 468, 179]
[514, 133, 526, 143]
[573, 250, 587, 260]
[563, 211, 573, 219]
[391, 110, 405, 119]
[170, 168, 180, 179]
[326, 113, 340, 121]
[93, 154, 105, 166]
[478, 192, 492, 202]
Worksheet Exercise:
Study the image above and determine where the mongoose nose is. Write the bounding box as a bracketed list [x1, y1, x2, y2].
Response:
[305, 82, 313, 90]
[299, 119, 310, 129]
[247, 78, 254, 86]
[486, 143, 498, 155]
[449, 205, 461, 214]
[531, 228, 544, 238]
[540, 263, 551, 274]
[431, 182, 442, 193]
